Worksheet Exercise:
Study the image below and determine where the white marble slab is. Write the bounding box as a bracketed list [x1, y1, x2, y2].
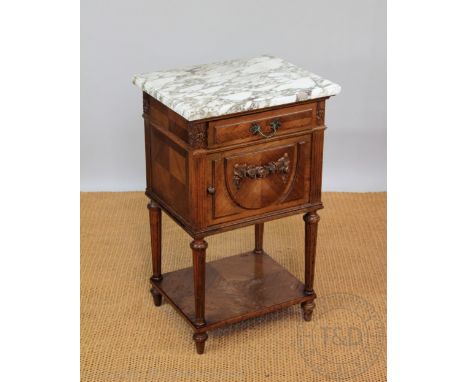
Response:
[133, 55, 341, 121]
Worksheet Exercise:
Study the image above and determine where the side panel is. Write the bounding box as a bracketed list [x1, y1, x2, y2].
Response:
[147, 93, 189, 143]
[149, 127, 189, 219]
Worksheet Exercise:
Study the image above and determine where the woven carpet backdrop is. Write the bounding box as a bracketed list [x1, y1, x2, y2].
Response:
[81, 192, 386, 382]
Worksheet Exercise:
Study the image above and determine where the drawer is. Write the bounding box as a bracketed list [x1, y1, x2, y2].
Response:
[207, 103, 316, 148]
[205, 134, 313, 225]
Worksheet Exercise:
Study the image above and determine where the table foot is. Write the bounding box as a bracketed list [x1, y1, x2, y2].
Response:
[301, 300, 315, 321]
[150, 287, 162, 307]
[193, 332, 208, 354]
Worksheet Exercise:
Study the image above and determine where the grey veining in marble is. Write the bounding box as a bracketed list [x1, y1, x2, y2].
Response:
[133, 55, 341, 121]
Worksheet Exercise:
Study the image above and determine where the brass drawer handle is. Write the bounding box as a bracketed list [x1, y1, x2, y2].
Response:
[233, 153, 290, 190]
[207, 186, 216, 195]
[250, 119, 281, 139]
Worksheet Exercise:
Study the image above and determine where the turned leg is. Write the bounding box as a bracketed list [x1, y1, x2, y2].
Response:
[302, 211, 320, 320]
[193, 332, 208, 355]
[148, 200, 162, 307]
[254, 223, 264, 254]
[191, 238, 208, 353]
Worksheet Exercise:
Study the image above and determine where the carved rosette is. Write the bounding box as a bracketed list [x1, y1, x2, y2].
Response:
[188, 124, 207, 149]
[233, 153, 290, 190]
[316, 101, 325, 125]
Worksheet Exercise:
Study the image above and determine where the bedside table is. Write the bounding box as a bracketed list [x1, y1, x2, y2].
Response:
[133, 55, 340, 354]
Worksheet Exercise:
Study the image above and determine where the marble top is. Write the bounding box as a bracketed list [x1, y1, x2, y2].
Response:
[133, 55, 341, 121]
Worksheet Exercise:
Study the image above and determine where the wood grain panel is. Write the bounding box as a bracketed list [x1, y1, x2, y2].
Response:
[146, 93, 189, 143]
[150, 128, 189, 217]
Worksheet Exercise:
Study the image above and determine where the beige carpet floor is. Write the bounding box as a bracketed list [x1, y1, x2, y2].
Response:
[81, 192, 386, 382]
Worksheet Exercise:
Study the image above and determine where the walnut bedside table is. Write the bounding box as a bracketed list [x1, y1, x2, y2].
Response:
[133, 55, 340, 354]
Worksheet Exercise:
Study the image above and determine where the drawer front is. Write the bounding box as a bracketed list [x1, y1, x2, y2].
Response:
[207, 103, 316, 148]
[206, 135, 312, 224]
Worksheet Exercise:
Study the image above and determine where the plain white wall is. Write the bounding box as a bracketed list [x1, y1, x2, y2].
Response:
[81, 0, 386, 191]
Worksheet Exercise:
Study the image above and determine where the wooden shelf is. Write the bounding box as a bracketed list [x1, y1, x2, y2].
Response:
[152, 251, 313, 331]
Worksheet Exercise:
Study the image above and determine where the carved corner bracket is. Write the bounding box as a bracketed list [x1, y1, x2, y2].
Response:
[233, 153, 290, 191]
[316, 101, 325, 125]
[188, 123, 208, 149]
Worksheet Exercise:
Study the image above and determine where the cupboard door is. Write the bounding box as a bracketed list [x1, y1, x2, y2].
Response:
[207, 135, 312, 224]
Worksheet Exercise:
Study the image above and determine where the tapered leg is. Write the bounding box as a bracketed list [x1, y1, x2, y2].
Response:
[191, 239, 207, 328]
[302, 211, 320, 320]
[191, 238, 208, 354]
[193, 332, 208, 355]
[301, 300, 316, 322]
[254, 223, 264, 254]
[148, 200, 162, 306]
